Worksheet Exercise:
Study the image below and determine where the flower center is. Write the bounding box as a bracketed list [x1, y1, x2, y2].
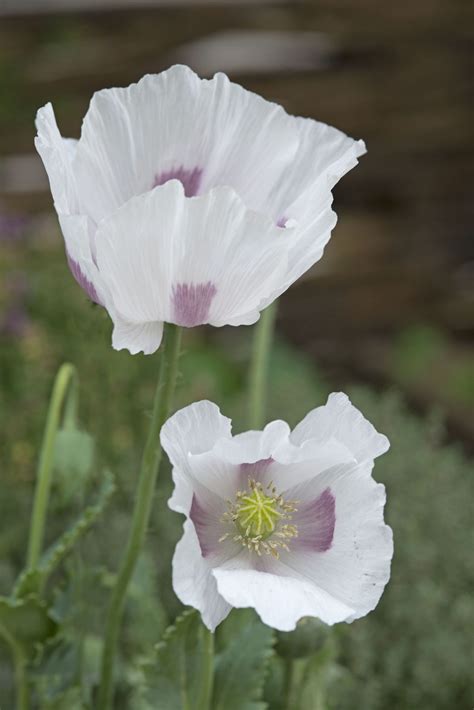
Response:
[220, 479, 298, 557]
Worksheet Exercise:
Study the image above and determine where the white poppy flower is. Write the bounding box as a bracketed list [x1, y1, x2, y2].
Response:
[35, 65, 365, 354]
[161, 393, 392, 632]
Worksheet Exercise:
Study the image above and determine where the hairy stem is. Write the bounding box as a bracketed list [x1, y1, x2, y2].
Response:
[0, 627, 30, 710]
[248, 302, 278, 429]
[26, 363, 78, 570]
[199, 625, 215, 710]
[98, 324, 182, 709]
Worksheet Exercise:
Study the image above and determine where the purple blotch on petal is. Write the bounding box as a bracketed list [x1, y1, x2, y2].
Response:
[153, 166, 203, 197]
[240, 458, 274, 485]
[66, 252, 102, 305]
[294, 487, 336, 553]
[190, 494, 216, 558]
[172, 282, 217, 327]
[277, 216, 288, 228]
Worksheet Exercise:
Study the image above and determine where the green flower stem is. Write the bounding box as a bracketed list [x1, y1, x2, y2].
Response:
[98, 324, 182, 710]
[199, 626, 215, 710]
[283, 658, 296, 709]
[0, 626, 30, 710]
[26, 363, 78, 570]
[248, 302, 278, 429]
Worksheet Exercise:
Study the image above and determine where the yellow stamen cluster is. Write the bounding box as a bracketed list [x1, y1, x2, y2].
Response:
[219, 479, 298, 558]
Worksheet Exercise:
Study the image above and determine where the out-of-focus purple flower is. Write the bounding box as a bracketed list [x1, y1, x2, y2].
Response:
[0, 212, 30, 243]
[1, 272, 31, 339]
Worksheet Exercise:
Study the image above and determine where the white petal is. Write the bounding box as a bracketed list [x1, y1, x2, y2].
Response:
[111, 318, 163, 355]
[163, 400, 235, 511]
[95, 180, 289, 344]
[270, 117, 366, 223]
[214, 460, 392, 629]
[276, 461, 393, 623]
[35, 105, 107, 305]
[35, 103, 78, 214]
[262, 121, 365, 305]
[186, 450, 241, 502]
[73, 65, 299, 223]
[244, 439, 355, 494]
[161, 400, 232, 474]
[213, 566, 352, 632]
[58, 214, 107, 305]
[172, 519, 232, 632]
[213, 420, 291, 464]
[260, 206, 336, 308]
[291, 392, 390, 464]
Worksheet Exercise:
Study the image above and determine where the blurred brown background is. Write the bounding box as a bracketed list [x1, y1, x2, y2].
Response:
[0, 0, 473, 440]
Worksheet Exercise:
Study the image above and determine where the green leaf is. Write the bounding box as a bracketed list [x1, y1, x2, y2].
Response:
[139, 610, 213, 710]
[40, 471, 115, 581]
[275, 618, 332, 659]
[213, 609, 274, 710]
[39, 686, 88, 710]
[12, 568, 43, 599]
[33, 637, 79, 704]
[0, 595, 57, 654]
[53, 429, 95, 505]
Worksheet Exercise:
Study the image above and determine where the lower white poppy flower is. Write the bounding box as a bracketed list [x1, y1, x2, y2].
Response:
[35, 65, 365, 354]
[161, 394, 393, 632]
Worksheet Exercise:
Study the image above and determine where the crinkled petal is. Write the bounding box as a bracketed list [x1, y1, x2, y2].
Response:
[35, 103, 78, 214]
[173, 519, 232, 632]
[261, 122, 365, 306]
[163, 400, 234, 513]
[213, 565, 352, 632]
[59, 214, 107, 305]
[214, 460, 392, 629]
[186, 450, 241, 502]
[213, 420, 291, 465]
[270, 117, 366, 223]
[74, 65, 300, 223]
[111, 317, 163, 355]
[244, 440, 355, 494]
[276, 461, 392, 623]
[291, 392, 390, 464]
[35, 105, 107, 304]
[95, 180, 289, 353]
[260, 205, 336, 309]
[161, 400, 232, 474]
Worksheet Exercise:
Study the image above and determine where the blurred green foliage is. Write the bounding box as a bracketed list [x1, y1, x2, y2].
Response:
[0, 224, 472, 708]
[392, 324, 474, 408]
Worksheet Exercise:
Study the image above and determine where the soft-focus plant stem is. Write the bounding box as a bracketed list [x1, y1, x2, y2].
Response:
[0, 626, 29, 710]
[98, 324, 182, 710]
[283, 658, 295, 708]
[199, 626, 214, 710]
[248, 302, 277, 429]
[26, 363, 78, 570]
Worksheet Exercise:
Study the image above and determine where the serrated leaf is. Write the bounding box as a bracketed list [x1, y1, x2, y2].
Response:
[40, 471, 115, 581]
[139, 610, 213, 710]
[0, 595, 57, 654]
[33, 637, 79, 703]
[53, 429, 95, 505]
[213, 609, 274, 710]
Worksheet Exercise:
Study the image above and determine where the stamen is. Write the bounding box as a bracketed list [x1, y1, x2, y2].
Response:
[219, 477, 298, 558]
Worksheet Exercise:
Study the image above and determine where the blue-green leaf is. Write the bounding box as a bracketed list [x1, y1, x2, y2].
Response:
[0, 595, 57, 654]
[40, 471, 115, 581]
[213, 609, 274, 710]
[138, 610, 213, 710]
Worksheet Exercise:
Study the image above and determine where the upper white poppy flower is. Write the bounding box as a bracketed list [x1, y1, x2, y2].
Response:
[161, 393, 392, 632]
[35, 65, 365, 354]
